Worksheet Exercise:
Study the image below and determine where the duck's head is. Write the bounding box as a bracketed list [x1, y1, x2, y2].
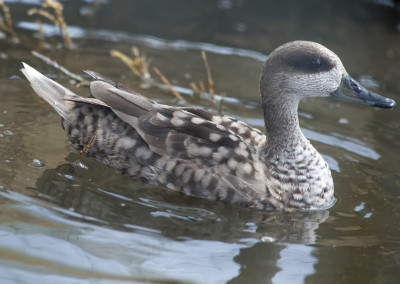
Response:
[260, 41, 396, 109]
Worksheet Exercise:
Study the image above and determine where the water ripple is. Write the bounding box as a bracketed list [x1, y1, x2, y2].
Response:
[17, 21, 268, 61]
[302, 128, 380, 160]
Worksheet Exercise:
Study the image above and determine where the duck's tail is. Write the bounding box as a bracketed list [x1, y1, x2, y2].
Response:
[21, 63, 78, 122]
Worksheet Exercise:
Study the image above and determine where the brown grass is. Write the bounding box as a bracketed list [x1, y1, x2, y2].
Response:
[153, 67, 184, 101]
[28, 0, 72, 48]
[110, 47, 151, 79]
[0, 0, 18, 40]
[201, 51, 215, 102]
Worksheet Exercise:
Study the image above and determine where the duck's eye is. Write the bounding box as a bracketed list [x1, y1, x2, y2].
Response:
[311, 58, 322, 69]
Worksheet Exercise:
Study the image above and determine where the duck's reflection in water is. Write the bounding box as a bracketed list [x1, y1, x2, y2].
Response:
[28, 157, 330, 282]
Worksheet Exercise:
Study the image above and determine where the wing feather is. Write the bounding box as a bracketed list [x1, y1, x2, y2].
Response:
[86, 73, 266, 170]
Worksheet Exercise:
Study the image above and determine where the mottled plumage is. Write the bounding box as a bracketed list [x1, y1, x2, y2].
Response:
[22, 41, 396, 210]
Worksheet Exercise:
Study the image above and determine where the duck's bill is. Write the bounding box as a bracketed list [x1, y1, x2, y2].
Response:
[331, 74, 396, 109]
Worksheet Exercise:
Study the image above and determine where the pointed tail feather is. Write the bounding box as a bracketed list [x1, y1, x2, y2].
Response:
[21, 63, 78, 121]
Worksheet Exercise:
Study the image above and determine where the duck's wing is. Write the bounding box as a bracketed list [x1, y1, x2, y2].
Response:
[180, 107, 266, 149]
[86, 73, 266, 168]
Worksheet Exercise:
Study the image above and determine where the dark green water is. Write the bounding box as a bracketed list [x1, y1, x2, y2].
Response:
[0, 1, 400, 283]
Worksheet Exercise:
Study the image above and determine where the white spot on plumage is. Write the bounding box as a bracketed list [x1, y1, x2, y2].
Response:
[156, 112, 168, 121]
[230, 121, 240, 129]
[238, 126, 248, 135]
[216, 124, 226, 131]
[239, 142, 247, 149]
[227, 158, 238, 170]
[212, 152, 223, 162]
[235, 147, 249, 158]
[200, 146, 212, 157]
[229, 134, 239, 141]
[135, 146, 152, 160]
[201, 174, 211, 188]
[212, 116, 222, 124]
[166, 159, 177, 172]
[293, 193, 303, 201]
[194, 169, 205, 182]
[86, 125, 93, 134]
[71, 128, 80, 137]
[188, 144, 199, 156]
[222, 116, 232, 123]
[191, 117, 206, 124]
[171, 117, 185, 127]
[242, 163, 253, 175]
[218, 146, 230, 158]
[117, 137, 136, 149]
[209, 133, 222, 142]
[173, 110, 190, 118]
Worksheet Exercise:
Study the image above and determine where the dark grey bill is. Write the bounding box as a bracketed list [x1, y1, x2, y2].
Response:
[331, 74, 396, 109]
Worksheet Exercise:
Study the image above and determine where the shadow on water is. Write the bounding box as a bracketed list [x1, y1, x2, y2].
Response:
[0, 157, 330, 283]
[0, 153, 331, 283]
[31, 154, 330, 245]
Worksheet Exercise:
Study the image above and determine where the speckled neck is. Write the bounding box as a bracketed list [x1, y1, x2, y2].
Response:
[261, 93, 307, 157]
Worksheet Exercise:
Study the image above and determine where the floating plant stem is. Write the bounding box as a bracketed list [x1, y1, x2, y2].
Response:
[31, 50, 87, 84]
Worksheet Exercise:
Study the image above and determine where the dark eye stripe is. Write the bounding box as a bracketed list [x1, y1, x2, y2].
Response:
[281, 50, 335, 73]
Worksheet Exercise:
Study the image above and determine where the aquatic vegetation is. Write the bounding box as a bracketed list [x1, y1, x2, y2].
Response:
[27, 0, 72, 48]
[153, 67, 185, 101]
[0, 0, 18, 41]
[0, 0, 228, 112]
[31, 50, 87, 85]
[201, 50, 215, 102]
[110, 46, 184, 101]
[188, 51, 226, 112]
[110, 47, 225, 109]
[110, 47, 151, 81]
[0, 0, 226, 112]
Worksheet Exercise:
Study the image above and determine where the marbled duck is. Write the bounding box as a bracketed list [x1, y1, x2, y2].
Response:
[22, 41, 396, 210]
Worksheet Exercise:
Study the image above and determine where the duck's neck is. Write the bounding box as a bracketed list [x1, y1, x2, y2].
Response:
[260, 91, 334, 210]
[261, 94, 308, 156]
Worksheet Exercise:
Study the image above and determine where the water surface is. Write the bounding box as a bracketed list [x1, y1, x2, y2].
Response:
[1, 1, 400, 283]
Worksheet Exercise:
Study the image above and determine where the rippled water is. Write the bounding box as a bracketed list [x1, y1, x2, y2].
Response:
[1, 0, 400, 283]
